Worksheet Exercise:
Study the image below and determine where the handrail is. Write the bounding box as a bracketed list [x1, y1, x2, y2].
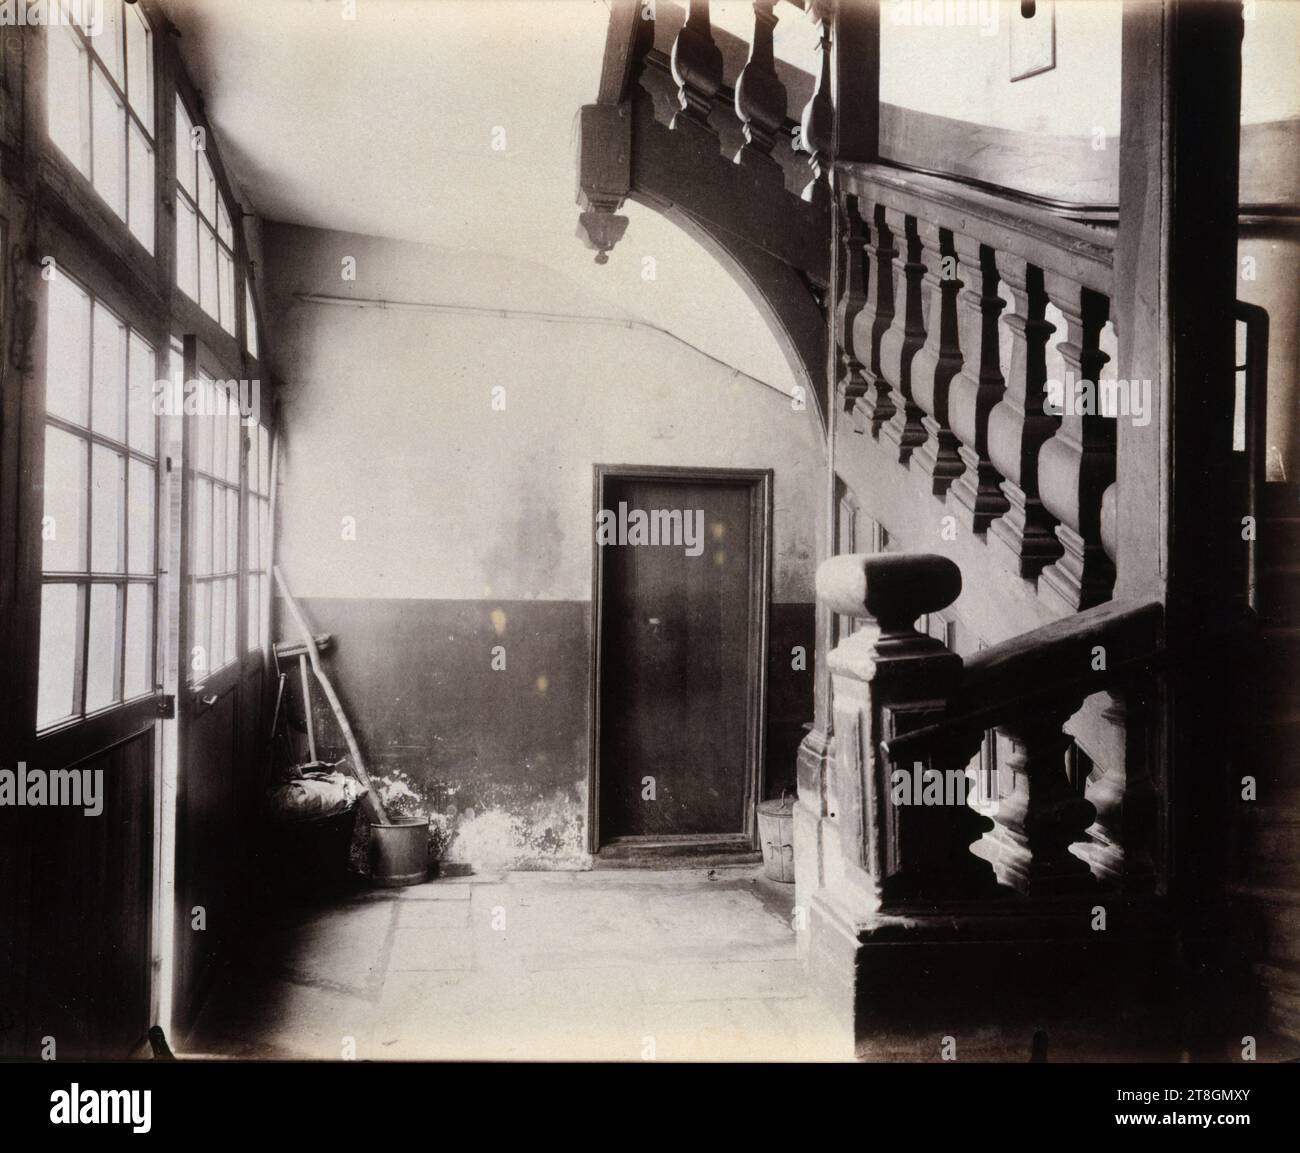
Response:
[839, 160, 1115, 297]
[880, 598, 1163, 761]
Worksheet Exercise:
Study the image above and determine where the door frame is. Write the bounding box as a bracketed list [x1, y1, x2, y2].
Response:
[588, 464, 772, 856]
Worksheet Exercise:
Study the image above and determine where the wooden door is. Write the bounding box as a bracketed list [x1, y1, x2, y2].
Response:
[592, 467, 770, 852]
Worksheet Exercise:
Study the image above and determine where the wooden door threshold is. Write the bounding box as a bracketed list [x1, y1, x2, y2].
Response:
[594, 834, 762, 869]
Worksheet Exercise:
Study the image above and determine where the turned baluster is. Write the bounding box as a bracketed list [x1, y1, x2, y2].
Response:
[734, 0, 787, 178]
[1037, 276, 1116, 611]
[836, 196, 870, 415]
[986, 257, 1063, 578]
[983, 703, 1098, 896]
[795, 15, 835, 212]
[879, 213, 928, 462]
[947, 237, 1009, 532]
[670, 0, 723, 133]
[1072, 686, 1158, 891]
[852, 202, 897, 438]
[909, 223, 966, 496]
[818, 553, 999, 906]
[1100, 480, 1119, 565]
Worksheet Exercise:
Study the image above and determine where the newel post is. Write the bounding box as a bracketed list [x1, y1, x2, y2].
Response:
[816, 553, 997, 907]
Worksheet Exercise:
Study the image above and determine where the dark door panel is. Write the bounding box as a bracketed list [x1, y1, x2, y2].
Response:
[24, 731, 154, 1058]
[596, 472, 767, 843]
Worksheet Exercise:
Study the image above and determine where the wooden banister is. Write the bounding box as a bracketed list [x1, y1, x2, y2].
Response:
[880, 598, 1163, 762]
[840, 162, 1115, 297]
[835, 160, 1121, 606]
[818, 551, 1164, 901]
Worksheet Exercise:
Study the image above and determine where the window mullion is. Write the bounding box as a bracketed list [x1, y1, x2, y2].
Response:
[72, 585, 89, 718]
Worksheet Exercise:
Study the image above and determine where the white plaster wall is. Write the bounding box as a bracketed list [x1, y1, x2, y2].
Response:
[264, 225, 824, 605]
[881, 1, 1123, 137]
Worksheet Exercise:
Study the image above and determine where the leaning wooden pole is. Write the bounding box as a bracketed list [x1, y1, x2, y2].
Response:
[273, 564, 389, 825]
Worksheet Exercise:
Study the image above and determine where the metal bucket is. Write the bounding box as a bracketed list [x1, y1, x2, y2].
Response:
[757, 795, 795, 883]
[369, 818, 429, 887]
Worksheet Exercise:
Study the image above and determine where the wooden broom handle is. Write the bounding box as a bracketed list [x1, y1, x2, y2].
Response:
[273, 565, 389, 824]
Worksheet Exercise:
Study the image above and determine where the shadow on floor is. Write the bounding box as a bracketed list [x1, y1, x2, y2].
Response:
[186, 865, 849, 1061]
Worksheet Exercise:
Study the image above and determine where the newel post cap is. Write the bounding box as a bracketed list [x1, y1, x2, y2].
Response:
[816, 553, 961, 630]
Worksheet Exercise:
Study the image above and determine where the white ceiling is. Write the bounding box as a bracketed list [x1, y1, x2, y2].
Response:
[165, 0, 821, 393]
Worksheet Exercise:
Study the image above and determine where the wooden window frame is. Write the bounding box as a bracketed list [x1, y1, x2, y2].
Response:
[11, 2, 274, 761]
[44, 0, 157, 249]
[173, 91, 238, 335]
[37, 265, 163, 736]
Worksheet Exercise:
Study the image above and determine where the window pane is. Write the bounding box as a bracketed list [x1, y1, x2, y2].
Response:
[199, 153, 217, 223]
[127, 459, 155, 575]
[97, 0, 125, 86]
[246, 494, 258, 572]
[227, 406, 241, 482]
[46, 273, 91, 425]
[259, 499, 271, 568]
[90, 445, 125, 572]
[128, 125, 154, 252]
[258, 426, 270, 496]
[228, 489, 240, 570]
[247, 572, 259, 652]
[217, 197, 233, 247]
[210, 580, 226, 671]
[193, 478, 211, 575]
[124, 583, 153, 699]
[175, 96, 196, 195]
[176, 195, 198, 299]
[218, 249, 235, 335]
[91, 302, 126, 441]
[126, 3, 152, 131]
[91, 66, 127, 220]
[193, 378, 213, 474]
[245, 284, 260, 358]
[246, 426, 259, 494]
[211, 388, 227, 480]
[42, 427, 88, 572]
[191, 580, 210, 679]
[127, 333, 156, 456]
[37, 583, 81, 728]
[200, 226, 218, 317]
[85, 582, 121, 712]
[48, 23, 88, 174]
[225, 576, 238, 665]
[212, 484, 226, 573]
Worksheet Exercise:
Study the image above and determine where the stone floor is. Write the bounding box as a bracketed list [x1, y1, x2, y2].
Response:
[187, 866, 849, 1061]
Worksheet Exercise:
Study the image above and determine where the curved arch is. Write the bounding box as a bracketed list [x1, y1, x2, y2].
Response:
[633, 195, 829, 444]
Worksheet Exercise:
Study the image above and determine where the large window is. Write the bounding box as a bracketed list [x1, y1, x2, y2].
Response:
[35, 11, 273, 736]
[187, 372, 243, 683]
[175, 96, 236, 335]
[46, 0, 155, 251]
[38, 269, 159, 730]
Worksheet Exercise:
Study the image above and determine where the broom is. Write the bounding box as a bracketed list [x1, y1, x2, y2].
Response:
[273, 564, 389, 826]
